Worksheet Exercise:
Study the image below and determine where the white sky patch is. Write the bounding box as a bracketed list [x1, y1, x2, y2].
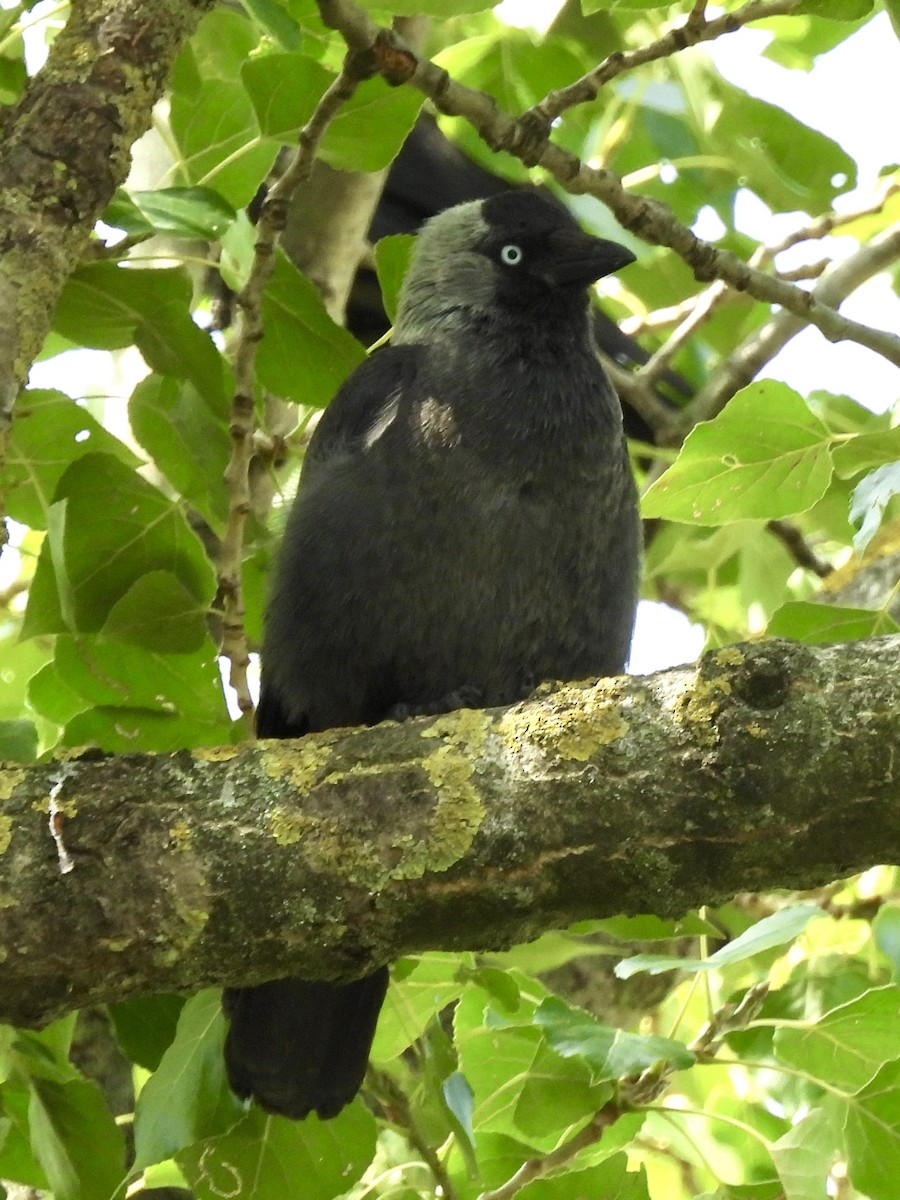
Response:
[628, 602, 706, 675]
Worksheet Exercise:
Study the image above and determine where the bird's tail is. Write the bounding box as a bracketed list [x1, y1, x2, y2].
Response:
[223, 968, 390, 1120]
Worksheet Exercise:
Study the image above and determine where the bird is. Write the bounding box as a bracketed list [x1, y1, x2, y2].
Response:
[223, 188, 643, 1121]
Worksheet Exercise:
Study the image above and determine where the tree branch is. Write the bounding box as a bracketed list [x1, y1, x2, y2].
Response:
[316, 0, 900, 372]
[2, 636, 897, 1028]
[520, 0, 803, 128]
[674, 221, 900, 433]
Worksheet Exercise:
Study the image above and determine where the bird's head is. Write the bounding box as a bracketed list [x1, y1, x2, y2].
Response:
[394, 190, 635, 341]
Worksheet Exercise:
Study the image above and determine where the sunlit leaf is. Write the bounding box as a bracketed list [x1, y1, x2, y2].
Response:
[616, 904, 826, 977]
[52, 264, 226, 409]
[849, 462, 900, 554]
[177, 1101, 377, 1200]
[22, 453, 215, 639]
[775, 986, 900, 1092]
[6, 390, 142, 530]
[771, 1108, 839, 1200]
[128, 374, 231, 535]
[373, 234, 414, 327]
[318, 77, 424, 173]
[133, 990, 244, 1170]
[242, 52, 332, 141]
[104, 187, 237, 239]
[27, 1077, 125, 1200]
[843, 1058, 900, 1199]
[642, 382, 834, 524]
[534, 996, 695, 1080]
[258, 253, 365, 407]
[169, 79, 275, 208]
[767, 601, 898, 643]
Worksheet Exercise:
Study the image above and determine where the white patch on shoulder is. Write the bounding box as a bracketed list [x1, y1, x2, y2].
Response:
[364, 391, 401, 449]
[419, 396, 460, 448]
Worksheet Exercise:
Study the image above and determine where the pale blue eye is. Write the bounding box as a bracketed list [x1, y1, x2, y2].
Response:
[499, 244, 523, 266]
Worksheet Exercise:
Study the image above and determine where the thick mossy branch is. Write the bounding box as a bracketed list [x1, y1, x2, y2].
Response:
[1, 636, 898, 1027]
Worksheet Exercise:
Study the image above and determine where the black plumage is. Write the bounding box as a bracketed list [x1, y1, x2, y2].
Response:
[224, 189, 642, 1120]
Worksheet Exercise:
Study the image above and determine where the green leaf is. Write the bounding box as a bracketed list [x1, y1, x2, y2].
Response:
[241, 52, 332, 140]
[180, 8, 260, 86]
[849, 462, 900, 554]
[22, 454, 215, 640]
[831, 423, 900, 477]
[25, 632, 231, 752]
[128, 374, 231, 534]
[706, 80, 856, 214]
[39, 636, 232, 753]
[775, 986, 900, 1092]
[27, 1077, 125, 1200]
[455, 990, 608, 1145]
[62, 705, 233, 754]
[133, 990, 244, 1170]
[258, 253, 365, 407]
[177, 1101, 377, 1200]
[843, 1058, 900, 1199]
[374, 234, 414, 327]
[169, 79, 275, 208]
[796, 0, 873, 18]
[517, 1154, 652, 1200]
[27, 660, 88, 728]
[0, 720, 38, 762]
[533, 997, 695, 1080]
[101, 570, 210, 654]
[0, 638, 51, 722]
[874, 906, 900, 981]
[372, 953, 469, 1061]
[442, 1071, 475, 1145]
[318, 76, 423, 172]
[6, 389, 142, 529]
[104, 187, 237, 239]
[587, 912, 721, 940]
[0, 1084, 51, 1189]
[642, 382, 834, 524]
[375, 0, 498, 11]
[771, 1109, 839, 1200]
[50, 635, 223, 716]
[241, 0, 304, 47]
[52, 264, 226, 409]
[108, 994, 186, 1072]
[617, 904, 826, 978]
[767, 601, 898, 643]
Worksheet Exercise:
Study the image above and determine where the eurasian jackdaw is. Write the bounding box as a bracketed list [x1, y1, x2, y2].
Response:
[224, 189, 642, 1120]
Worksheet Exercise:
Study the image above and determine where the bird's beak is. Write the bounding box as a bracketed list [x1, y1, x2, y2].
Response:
[541, 230, 636, 288]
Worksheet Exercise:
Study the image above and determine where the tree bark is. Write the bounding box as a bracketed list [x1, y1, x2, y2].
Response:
[1, 635, 897, 1027]
[0, 0, 216, 434]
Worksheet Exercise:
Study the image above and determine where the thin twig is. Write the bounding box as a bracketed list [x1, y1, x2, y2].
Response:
[766, 520, 833, 579]
[476, 1105, 621, 1200]
[673, 220, 900, 437]
[601, 358, 674, 438]
[219, 61, 366, 730]
[521, 0, 802, 130]
[638, 279, 729, 389]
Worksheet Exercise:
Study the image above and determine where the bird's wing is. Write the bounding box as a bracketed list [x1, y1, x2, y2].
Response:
[303, 343, 422, 474]
[257, 342, 425, 737]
